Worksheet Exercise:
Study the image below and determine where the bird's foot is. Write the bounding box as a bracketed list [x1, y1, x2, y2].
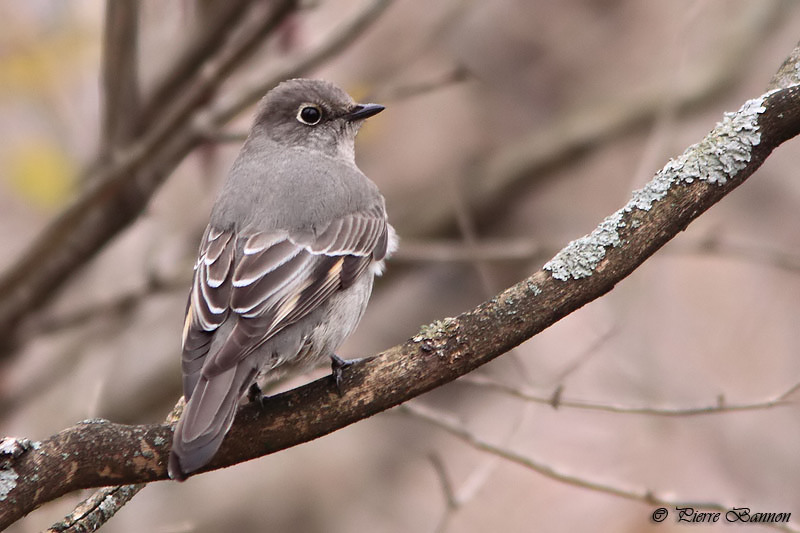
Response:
[330, 354, 359, 397]
[247, 382, 268, 409]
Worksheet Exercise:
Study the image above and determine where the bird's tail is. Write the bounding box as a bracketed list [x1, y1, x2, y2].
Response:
[168, 363, 254, 481]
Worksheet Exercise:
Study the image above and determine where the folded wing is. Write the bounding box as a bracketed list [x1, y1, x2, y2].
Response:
[169, 206, 388, 479]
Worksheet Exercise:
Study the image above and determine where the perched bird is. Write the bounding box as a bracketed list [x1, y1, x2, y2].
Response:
[168, 79, 394, 481]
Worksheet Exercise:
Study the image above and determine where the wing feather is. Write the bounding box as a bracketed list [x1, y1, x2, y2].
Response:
[181, 208, 389, 388]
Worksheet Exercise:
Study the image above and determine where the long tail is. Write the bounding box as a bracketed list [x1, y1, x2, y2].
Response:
[168, 363, 254, 481]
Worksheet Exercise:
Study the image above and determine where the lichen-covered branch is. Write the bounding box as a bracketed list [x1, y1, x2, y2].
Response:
[1, 71, 798, 529]
[44, 403, 184, 533]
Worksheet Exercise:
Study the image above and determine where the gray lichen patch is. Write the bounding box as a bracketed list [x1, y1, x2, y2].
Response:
[0, 437, 38, 474]
[544, 213, 623, 281]
[98, 494, 117, 515]
[413, 318, 458, 342]
[527, 281, 542, 296]
[0, 468, 18, 501]
[0, 437, 35, 460]
[544, 93, 769, 281]
[79, 418, 111, 425]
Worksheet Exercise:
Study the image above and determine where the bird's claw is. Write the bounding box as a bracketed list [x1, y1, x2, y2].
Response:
[330, 354, 354, 397]
[247, 382, 268, 409]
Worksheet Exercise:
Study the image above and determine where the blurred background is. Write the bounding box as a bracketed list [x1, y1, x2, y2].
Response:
[1, 0, 799, 532]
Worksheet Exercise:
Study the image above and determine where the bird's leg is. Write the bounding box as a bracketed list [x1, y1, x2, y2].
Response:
[330, 354, 377, 395]
[247, 382, 268, 409]
[330, 354, 356, 397]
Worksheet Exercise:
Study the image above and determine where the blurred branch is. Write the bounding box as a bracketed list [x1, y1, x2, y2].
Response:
[28, 271, 189, 337]
[0, 271, 188, 420]
[133, 0, 253, 133]
[1, 71, 798, 527]
[392, 239, 540, 263]
[459, 375, 800, 416]
[372, 65, 470, 103]
[547, 324, 617, 386]
[394, 2, 786, 237]
[210, 63, 472, 144]
[99, 0, 140, 158]
[667, 236, 800, 273]
[400, 403, 800, 533]
[0, 0, 394, 354]
[211, 0, 393, 123]
[429, 453, 458, 512]
[0, 0, 298, 347]
[429, 404, 532, 533]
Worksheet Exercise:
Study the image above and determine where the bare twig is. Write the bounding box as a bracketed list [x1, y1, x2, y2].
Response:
[428, 403, 534, 533]
[459, 375, 800, 416]
[428, 453, 458, 511]
[400, 402, 800, 533]
[548, 325, 618, 386]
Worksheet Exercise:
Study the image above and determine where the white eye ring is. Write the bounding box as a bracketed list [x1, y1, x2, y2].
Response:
[296, 104, 322, 125]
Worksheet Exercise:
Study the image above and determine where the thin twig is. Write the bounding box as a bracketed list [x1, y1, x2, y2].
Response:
[548, 325, 618, 386]
[667, 237, 800, 274]
[0, 0, 299, 348]
[428, 453, 458, 510]
[459, 375, 800, 416]
[393, 3, 788, 238]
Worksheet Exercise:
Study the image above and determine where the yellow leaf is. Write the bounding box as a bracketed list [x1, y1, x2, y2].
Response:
[5, 140, 76, 209]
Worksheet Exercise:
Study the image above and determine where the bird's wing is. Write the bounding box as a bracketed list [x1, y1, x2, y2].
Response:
[180, 204, 389, 398]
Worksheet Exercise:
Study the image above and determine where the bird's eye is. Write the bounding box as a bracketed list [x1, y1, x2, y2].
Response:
[297, 104, 322, 125]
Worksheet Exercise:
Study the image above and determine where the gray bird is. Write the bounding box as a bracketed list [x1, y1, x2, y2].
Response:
[168, 78, 395, 481]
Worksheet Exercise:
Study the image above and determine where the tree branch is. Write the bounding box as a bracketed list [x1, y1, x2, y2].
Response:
[1, 71, 798, 528]
[43, 403, 183, 533]
[99, 0, 140, 157]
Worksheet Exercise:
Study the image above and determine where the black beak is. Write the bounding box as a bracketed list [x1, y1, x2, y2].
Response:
[345, 103, 385, 121]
